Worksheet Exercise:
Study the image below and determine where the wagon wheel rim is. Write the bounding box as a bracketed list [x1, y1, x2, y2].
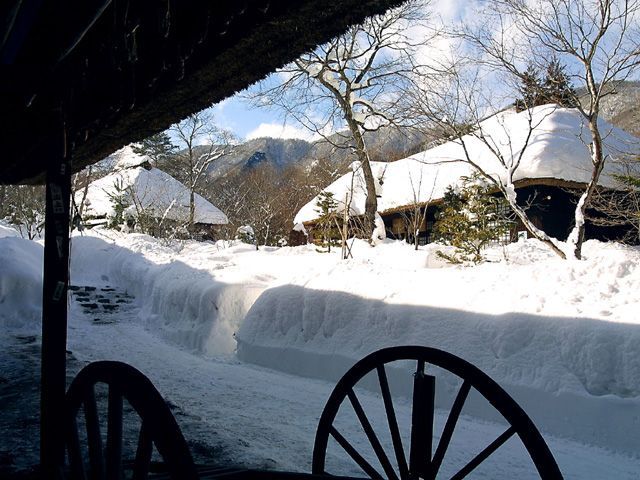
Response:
[65, 361, 198, 480]
[312, 346, 563, 480]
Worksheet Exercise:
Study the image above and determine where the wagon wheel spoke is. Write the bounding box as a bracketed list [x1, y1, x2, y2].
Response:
[409, 360, 435, 479]
[450, 426, 516, 480]
[132, 421, 153, 480]
[348, 389, 400, 480]
[313, 347, 562, 480]
[83, 386, 105, 480]
[67, 417, 87, 480]
[431, 381, 471, 478]
[377, 365, 409, 480]
[329, 426, 385, 480]
[106, 385, 123, 480]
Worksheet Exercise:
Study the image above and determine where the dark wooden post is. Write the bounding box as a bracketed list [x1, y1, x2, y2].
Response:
[41, 118, 71, 478]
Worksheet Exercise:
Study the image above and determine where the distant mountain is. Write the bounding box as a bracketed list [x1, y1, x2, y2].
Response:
[592, 81, 640, 137]
[201, 81, 639, 182]
[305, 125, 429, 166]
[200, 137, 313, 177]
[202, 125, 430, 182]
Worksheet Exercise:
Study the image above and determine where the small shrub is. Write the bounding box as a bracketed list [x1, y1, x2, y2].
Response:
[433, 175, 512, 264]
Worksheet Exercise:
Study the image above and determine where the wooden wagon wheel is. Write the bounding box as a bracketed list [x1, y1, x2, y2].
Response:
[65, 361, 198, 480]
[312, 346, 563, 480]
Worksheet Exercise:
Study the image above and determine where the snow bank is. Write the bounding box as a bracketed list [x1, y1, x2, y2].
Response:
[0, 236, 42, 330]
[65, 231, 640, 454]
[0, 221, 21, 238]
[70, 231, 268, 355]
[237, 242, 640, 386]
[235, 239, 640, 454]
[295, 106, 640, 223]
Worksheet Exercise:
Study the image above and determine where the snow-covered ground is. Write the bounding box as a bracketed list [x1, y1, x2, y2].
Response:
[1, 225, 639, 478]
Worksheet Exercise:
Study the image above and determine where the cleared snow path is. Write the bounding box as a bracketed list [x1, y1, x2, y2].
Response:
[63, 287, 640, 478]
[1, 282, 639, 478]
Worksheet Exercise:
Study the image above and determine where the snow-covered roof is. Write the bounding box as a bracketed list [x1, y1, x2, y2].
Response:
[79, 147, 228, 225]
[295, 105, 640, 224]
[110, 145, 150, 169]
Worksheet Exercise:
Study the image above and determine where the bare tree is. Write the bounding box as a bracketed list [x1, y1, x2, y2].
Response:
[207, 162, 319, 247]
[1, 185, 46, 239]
[411, 70, 570, 258]
[248, 0, 435, 237]
[0, 185, 6, 217]
[72, 165, 93, 222]
[171, 112, 234, 232]
[400, 168, 438, 250]
[589, 161, 640, 243]
[69, 158, 114, 229]
[454, 0, 640, 258]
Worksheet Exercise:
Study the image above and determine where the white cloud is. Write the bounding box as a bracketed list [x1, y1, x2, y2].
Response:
[245, 123, 318, 141]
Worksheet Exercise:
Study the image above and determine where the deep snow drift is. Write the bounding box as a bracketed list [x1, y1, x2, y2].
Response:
[64, 230, 640, 455]
[0, 223, 42, 331]
[1, 226, 639, 476]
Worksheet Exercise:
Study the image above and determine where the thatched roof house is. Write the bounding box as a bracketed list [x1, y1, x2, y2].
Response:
[79, 146, 228, 227]
[295, 106, 639, 242]
[0, 1, 409, 473]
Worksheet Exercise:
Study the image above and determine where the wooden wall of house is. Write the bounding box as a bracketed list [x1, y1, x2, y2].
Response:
[381, 185, 634, 246]
[511, 185, 633, 242]
[510, 185, 575, 240]
[383, 207, 437, 244]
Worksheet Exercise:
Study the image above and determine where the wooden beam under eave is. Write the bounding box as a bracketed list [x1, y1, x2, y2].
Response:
[40, 115, 71, 479]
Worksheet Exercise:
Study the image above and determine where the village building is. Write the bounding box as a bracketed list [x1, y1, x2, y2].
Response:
[77, 146, 228, 239]
[295, 105, 640, 245]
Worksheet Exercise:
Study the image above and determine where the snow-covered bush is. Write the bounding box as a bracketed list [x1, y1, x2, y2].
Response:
[370, 212, 387, 246]
[434, 176, 513, 264]
[236, 225, 256, 245]
[0, 185, 46, 240]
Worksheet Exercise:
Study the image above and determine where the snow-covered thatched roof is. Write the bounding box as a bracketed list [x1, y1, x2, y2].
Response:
[80, 147, 228, 225]
[295, 105, 640, 224]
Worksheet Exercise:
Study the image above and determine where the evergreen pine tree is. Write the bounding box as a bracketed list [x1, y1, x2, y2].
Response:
[433, 176, 512, 264]
[132, 132, 177, 167]
[543, 57, 578, 108]
[106, 178, 131, 230]
[515, 64, 543, 112]
[314, 191, 340, 253]
[516, 58, 577, 111]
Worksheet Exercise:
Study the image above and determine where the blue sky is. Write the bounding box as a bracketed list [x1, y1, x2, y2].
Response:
[201, 0, 473, 143]
[194, 0, 639, 143]
[207, 83, 317, 142]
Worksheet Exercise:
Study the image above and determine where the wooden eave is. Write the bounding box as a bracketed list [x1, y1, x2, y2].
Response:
[0, 0, 405, 184]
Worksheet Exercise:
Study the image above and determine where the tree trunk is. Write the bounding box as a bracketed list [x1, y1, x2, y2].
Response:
[569, 115, 605, 260]
[189, 189, 195, 231]
[341, 193, 349, 259]
[347, 118, 377, 237]
[504, 187, 567, 259]
[567, 63, 606, 259]
[0, 185, 6, 217]
[78, 166, 92, 218]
